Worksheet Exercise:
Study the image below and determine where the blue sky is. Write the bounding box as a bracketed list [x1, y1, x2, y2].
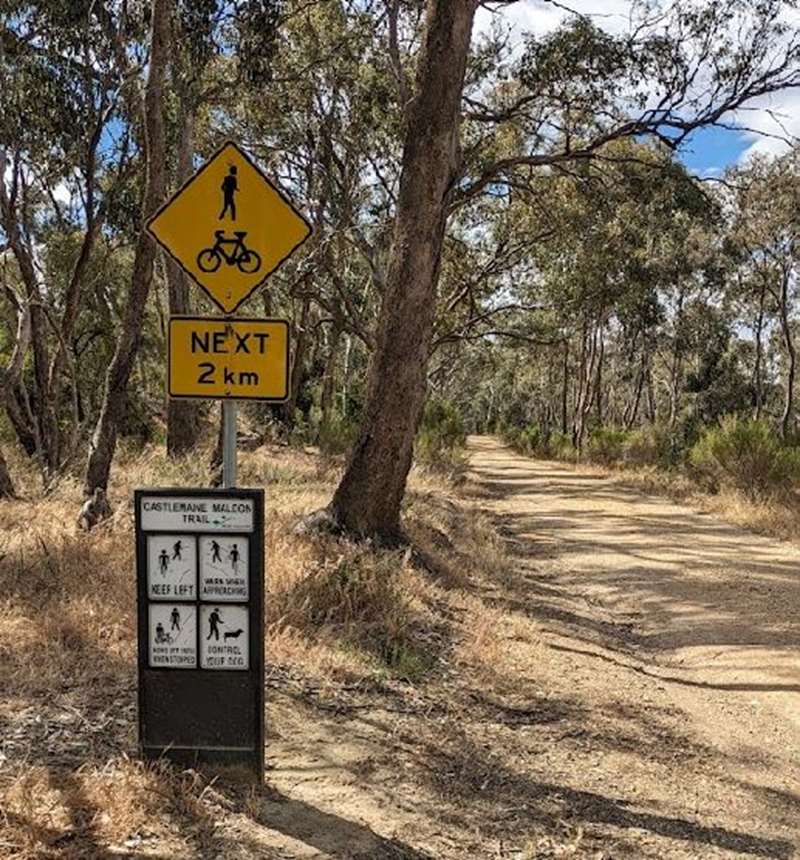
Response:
[678, 127, 752, 177]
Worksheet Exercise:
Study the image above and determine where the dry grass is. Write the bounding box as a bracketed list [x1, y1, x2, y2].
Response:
[0, 438, 519, 857]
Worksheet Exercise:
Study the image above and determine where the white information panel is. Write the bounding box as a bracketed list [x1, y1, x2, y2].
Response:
[139, 496, 254, 532]
[148, 604, 197, 668]
[147, 535, 197, 600]
[199, 536, 249, 601]
[200, 604, 249, 670]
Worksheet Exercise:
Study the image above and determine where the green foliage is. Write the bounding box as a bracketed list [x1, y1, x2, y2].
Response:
[504, 424, 547, 457]
[503, 425, 575, 462]
[622, 424, 693, 469]
[689, 417, 800, 500]
[317, 414, 358, 456]
[548, 431, 575, 461]
[416, 399, 467, 474]
[585, 427, 630, 465]
[621, 426, 661, 467]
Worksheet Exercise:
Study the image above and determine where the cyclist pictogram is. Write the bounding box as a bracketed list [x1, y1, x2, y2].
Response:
[197, 231, 262, 274]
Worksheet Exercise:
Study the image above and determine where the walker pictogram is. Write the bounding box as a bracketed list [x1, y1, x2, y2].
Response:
[219, 165, 238, 220]
[199, 535, 249, 601]
[146, 141, 311, 313]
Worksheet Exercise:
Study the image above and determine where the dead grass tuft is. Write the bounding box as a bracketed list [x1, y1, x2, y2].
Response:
[0, 756, 218, 859]
[267, 534, 444, 681]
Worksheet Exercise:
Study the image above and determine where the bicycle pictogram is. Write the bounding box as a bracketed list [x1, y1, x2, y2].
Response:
[197, 230, 262, 274]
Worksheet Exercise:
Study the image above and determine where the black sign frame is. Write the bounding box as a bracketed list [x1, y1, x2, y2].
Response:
[135, 487, 264, 781]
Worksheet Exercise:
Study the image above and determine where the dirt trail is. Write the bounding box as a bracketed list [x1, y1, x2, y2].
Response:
[464, 436, 800, 857]
[254, 438, 800, 859]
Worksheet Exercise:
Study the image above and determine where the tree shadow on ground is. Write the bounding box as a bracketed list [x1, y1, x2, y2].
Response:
[414, 725, 795, 859]
[248, 790, 436, 859]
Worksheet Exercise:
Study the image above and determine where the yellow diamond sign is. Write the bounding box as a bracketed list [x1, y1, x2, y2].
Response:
[147, 141, 311, 314]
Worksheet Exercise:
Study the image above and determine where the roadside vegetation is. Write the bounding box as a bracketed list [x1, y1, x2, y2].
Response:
[3, 0, 800, 855]
[503, 417, 800, 542]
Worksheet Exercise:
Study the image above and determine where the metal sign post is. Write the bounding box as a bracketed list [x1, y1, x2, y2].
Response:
[222, 400, 238, 489]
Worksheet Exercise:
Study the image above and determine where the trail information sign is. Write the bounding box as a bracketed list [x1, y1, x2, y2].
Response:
[146, 141, 311, 313]
[136, 488, 264, 779]
[169, 316, 289, 401]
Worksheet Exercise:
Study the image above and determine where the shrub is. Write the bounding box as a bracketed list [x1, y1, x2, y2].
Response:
[518, 425, 544, 456]
[622, 424, 680, 468]
[503, 425, 575, 461]
[416, 399, 467, 474]
[548, 431, 575, 461]
[689, 417, 800, 500]
[621, 427, 659, 467]
[317, 414, 358, 455]
[585, 427, 630, 465]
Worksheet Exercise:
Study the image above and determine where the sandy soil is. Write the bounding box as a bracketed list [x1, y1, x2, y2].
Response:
[197, 437, 800, 858]
[454, 436, 800, 858]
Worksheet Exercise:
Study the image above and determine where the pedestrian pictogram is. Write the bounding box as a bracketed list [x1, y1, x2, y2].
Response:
[146, 141, 311, 313]
[200, 535, 249, 601]
[147, 535, 197, 600]
[219, 165, 239, 220]
[168, 316, 289, 401]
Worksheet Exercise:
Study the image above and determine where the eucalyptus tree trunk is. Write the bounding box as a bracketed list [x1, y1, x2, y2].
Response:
[320, 318, 343, 427]
[594, 326, 605, 424]
[753, 281, 766, 421]
[166, 104, 200, 456]
[668, 287, 686, 429]
[778, 265, 796, 439]
[573, 321, 601, 452]
[84, 0, 169, 496]
[0, 448, 15, 498]
[285, 296, 311, 424]
[561, 339, 569, 435]
[625, 359, 646, 431]
[0, 294, 31, 498]
[327, 0, 476, 541]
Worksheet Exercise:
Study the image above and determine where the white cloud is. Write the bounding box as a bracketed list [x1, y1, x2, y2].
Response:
[52, 180, 73, 205]
[473, 1, 800, 167]
[736, 90, 800, 162]
[473, 0, 636, 45]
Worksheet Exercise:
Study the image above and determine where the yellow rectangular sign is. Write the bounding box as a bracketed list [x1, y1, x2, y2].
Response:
[169, 316, 289, 401]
